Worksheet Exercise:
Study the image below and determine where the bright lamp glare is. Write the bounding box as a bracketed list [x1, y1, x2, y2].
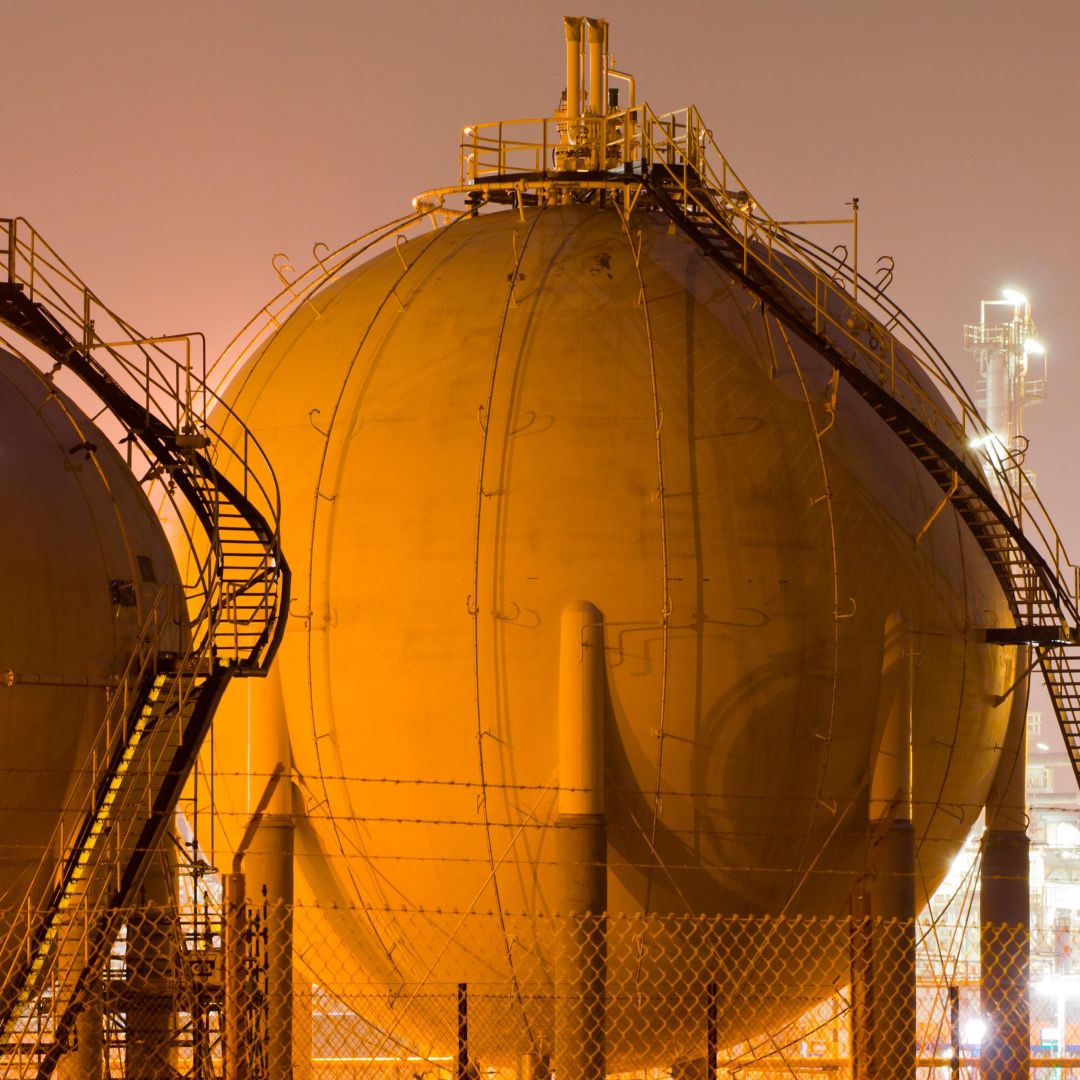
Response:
[963, 1018, 988, 1045]
[1024, 338, 1045, 355]
[1002, 288, 1027, 305]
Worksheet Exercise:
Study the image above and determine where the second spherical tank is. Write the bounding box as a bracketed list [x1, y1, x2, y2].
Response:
[0, 348, 185, 1004]
[201, 202, 1017, 1021]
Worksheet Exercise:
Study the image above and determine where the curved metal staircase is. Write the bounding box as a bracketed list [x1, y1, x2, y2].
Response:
[424, 101, 1080, 781]
[0, 216, 289, 1077]
[637, 147, 1080, 767]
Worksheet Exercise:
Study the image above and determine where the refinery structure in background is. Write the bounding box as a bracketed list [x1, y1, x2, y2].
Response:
[2, 15, 1080, 1080]
[939, 291, 1080, 1059]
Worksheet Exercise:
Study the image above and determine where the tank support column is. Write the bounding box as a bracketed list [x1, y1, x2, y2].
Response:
[225, 669, 294, 1080]
[854, 614, 917, 1080]
[555, 602, 607, 1080]
[248, 813, 294, 1080]
[981, 646, 1030, 1080]
[56, 982, 103, 1080]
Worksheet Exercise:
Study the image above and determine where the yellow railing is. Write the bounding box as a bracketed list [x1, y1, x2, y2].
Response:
[208, 211, 431, 393]
[0, 584, 207, 1073]
[0, 216, 287, 668]
[439, 104, 1079, 619]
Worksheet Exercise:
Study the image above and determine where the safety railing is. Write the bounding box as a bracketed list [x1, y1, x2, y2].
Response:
[458, 111, 644, 181]
[208, 211, 431, 393]
[0, 216, 287, 671]
[440, 104, 1080, 621]
[0, 904, 1066, 1080]
[0, 583, 170, 996]
[0, 215, 290, 1073]
[632, 105, 1080, 621]
[0, 585, 219, 1074]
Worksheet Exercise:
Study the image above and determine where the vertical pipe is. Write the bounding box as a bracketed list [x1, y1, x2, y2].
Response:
[981, 645, 1030, 1080]
[586, 19, 605, 116]
[985, 350, 1010, 451]
[555, 601, 607, 1080]
[585, 17, 606, 170]
[224, 871, 249, 1080]
[457, 982, 469, 1080]
[558, 601, 605, 819]
[563, 17, 583, 139]
[225, 760, 288, 1080]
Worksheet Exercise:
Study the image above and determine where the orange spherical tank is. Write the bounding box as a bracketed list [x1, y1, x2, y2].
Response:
[0, 349, 184, 987]
[203, 203, 1017, 994]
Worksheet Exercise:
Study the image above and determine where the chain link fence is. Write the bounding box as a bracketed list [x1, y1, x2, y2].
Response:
[1, 903, 1074, 1079]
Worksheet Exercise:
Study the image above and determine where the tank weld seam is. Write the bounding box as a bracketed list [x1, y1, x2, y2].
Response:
[6, 337, 156, 631]
[302, 213, 471, 963]
[469, 204, 548, 1052]
[759, 304, 779, 380]
[915, 484, 974, 854]
[771, 315, 844, 921]
[616, 206, 672, 948]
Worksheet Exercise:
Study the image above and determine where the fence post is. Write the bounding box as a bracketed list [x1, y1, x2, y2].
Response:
[949, 984, 961, 1080]
[707, 981, 718, 1080]
[849, 888, 875, 1080]
[457, 982, 469, 1080]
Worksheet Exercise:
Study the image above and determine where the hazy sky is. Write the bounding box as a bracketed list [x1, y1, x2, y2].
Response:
[7, 0, 1079, 610]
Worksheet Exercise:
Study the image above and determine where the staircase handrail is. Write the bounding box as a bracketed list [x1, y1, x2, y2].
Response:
[631, 104, 1079, 624]
[417, 101, 1079, 625]
[0, 584, 173, 987]
[776, 224, 1080, 606]
[0, 586, 222, 1067]
[0, 217, 287, 670]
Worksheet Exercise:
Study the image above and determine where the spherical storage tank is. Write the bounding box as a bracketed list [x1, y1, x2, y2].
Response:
[202, 35, 1024, 1054]
[209, 210, 1018, 892]
[0, 348, 184, 995]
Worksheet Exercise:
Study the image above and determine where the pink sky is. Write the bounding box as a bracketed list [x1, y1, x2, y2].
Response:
[9, 0, 1079, 719]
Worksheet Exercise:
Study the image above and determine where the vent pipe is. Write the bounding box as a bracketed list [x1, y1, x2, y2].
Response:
[563, 17, 584, 135]
[586, 18, 607, 116]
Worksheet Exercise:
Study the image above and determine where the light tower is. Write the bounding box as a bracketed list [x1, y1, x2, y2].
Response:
[966, 288, 1046, 1080]
[964, 289, 1047, 485]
